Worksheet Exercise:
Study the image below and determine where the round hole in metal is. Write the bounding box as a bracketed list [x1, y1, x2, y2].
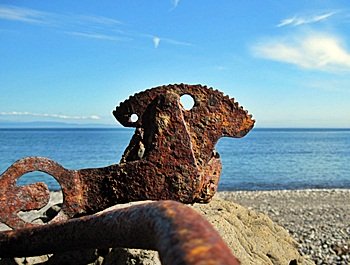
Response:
[180, 94, 195, 110]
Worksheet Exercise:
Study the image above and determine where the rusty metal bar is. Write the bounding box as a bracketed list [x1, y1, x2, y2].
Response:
[0, 201, 240, 265]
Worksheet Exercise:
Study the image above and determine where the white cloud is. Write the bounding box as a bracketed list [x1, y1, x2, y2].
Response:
[76, 15, 122, 26]
[0, 4, 192, 49]
[0, 5, 48, 24]
[0, 4, 125, 42]
[153, 36, 161, 48]
[0, 112, 101, 120]
[253, 33, 350, 71]
[277, 11, 336, 27]
[161, 37, 192, 47]
[0, 5, 123, 28]
[150, 35, 192, 48]
[65, 31, 130, 42]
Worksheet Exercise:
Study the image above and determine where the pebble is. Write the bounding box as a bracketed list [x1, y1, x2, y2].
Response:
[219, 189, 350, 264]
[1, 190, 349, 264]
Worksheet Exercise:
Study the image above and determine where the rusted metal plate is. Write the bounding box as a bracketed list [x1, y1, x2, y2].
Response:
[0, 201, 240, 265]
[0, 84, 254, 229]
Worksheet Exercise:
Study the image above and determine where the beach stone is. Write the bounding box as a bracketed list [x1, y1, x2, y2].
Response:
[191, 197, 313, 265]
[86, 197, 313, 265]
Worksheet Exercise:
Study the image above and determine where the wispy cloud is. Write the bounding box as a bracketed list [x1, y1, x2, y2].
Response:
[253, 33, 350, 71]
[0, 4, 125, 41]
[65, 31, 130, 42]
[161, 36, 192, 47]
[146, 34, 191, 48]
[277, 11, 336, 27]
[0, 112, 101, 120]
[137, 32, 193, 48]
[153, 36, 161, 48]
[0, 5, 123, 28]
[76, 15, 122, 26]
[0, 5, 48, 24]
[0, 4, 193, 49]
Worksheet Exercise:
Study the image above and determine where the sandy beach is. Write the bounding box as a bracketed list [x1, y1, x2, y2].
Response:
[1, 189, 349, 264]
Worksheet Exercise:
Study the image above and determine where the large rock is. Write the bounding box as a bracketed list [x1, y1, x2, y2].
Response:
[0, 197, 313, 265]
[191, 198, 313, 265]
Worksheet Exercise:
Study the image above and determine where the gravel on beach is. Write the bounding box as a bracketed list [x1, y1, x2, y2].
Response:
[219, 189, 350, 264]
[1, 189, 349, 264]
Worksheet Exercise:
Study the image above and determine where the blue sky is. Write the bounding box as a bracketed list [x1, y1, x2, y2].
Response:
[0, 0, 349, 128]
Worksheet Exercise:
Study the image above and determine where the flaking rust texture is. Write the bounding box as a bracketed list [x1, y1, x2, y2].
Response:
[0, 201, 240, 265]
[0, 84, 255, 230]
[0, 84, 254, 264]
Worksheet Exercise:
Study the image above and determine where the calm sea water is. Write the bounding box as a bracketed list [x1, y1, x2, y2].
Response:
[0, 128, 349, 191]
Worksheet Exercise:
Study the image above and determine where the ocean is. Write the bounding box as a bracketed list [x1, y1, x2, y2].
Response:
[0, 128, 349, 191]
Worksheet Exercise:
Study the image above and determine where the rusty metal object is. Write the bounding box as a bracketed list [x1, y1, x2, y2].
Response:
[0, 84, 255, 229]
[0, 201, 240, 265]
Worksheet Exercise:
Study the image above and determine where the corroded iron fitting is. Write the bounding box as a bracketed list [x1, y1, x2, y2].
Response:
[0, 84, 255, 229]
